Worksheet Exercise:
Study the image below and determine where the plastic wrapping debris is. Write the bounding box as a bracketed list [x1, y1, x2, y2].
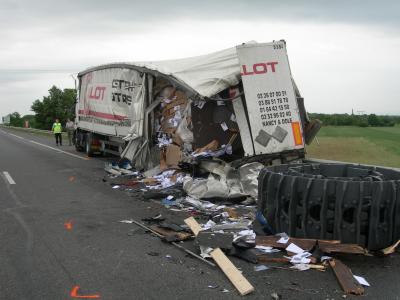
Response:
[233, 229, 256, 244]
[200, 245, 213, 258]
[183, 175, 229, 199]
[238, 162, 264, 199]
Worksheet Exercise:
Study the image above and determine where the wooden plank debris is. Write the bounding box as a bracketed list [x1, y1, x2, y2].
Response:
[381, 239, 400, 255]
[257, 256, 290, 263]
[184, 217, 255, 296]
[149, 225, 192, 242]
[211, 248, 255, 296]
[131, 220, 215, 267]
[329, 259, 364, 295]
[256, 236, 317, 252]
[257, 254, 318, 264]
[184, 217, 202, 236]
[319, 241, 367, 255]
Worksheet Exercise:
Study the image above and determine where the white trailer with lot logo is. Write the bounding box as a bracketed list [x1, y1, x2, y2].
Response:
[74, 41, 320, 166]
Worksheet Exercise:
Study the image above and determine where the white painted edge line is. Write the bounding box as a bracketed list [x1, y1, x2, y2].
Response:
[1, 129, 88, 161]
[29, 140, 89, 160]
[3, 171, 16, 184]
[6, 132, 25, 140]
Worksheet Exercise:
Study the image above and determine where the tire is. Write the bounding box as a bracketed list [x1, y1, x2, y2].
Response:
[258, 163, 400, 250]
[85, 133, 94, 157]
[74, 131, 84, 152]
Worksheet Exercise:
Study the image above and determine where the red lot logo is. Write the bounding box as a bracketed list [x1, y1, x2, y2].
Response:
[88, 86, 106, 100]
[241, 62, 278, 76]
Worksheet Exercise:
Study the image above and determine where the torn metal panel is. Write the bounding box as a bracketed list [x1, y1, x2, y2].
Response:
[232, 97, 254, 156]
[239, 162, 264, 199]
[197, 231, 234, 249]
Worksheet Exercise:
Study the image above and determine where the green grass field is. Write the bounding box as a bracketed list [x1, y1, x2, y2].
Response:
[306, 125, 400, 168]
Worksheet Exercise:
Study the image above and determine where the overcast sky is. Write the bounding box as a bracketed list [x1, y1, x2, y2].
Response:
[1, 0, 399, 117]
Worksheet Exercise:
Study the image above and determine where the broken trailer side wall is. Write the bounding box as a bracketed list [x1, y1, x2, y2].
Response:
[236, 41, 305, 156]
[77, 67, 146, 138]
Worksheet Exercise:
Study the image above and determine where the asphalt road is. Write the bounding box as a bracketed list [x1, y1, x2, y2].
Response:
[1, 127, 400, 300]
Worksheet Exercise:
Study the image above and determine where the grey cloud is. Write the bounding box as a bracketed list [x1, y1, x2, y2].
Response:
[1, 0, 399, 29]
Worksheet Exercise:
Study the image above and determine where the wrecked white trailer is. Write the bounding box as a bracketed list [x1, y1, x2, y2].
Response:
[75, 41, 319, 169]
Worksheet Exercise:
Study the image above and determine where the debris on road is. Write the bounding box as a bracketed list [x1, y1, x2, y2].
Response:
[329, 259, 364, 295]
[185, 216, 255, 296]
[93, 41, 400, 297]
[123, 218, 216, 268]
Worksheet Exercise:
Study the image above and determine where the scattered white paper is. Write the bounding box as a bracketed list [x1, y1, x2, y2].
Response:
[290, 255, 311, 264]
[203, 220, 216, 230]
[286, 243, 304, 254]
[221, 122, 228, 131]
[254, 265, 269, 271]
[112, 185, 120, 189]
[277, 237, 289, 244]
[166, 195, 174, 200]
[255, 245, 281, 253]
[230, 114, 237, 122]
[119, 220, 134, 224]
[353, 275, 370, 287]
[290, 264, 311, 271]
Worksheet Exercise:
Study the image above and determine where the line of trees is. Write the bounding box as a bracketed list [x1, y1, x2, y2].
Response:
[7, 112, 36, 128]
[4, 86, 76, 130]
[30, 86, 76, 130]
[309, 113, 400, 127]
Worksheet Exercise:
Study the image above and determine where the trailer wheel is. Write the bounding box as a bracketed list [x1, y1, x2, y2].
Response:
[74, 131, 84, 152]
[258, 163, 400, 250]
[85, 133, 94, 157]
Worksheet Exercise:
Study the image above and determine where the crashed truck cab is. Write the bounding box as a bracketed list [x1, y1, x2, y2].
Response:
[75, 41, 320, 168]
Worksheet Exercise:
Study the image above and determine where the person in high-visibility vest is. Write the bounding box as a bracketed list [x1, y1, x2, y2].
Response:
[52, 118, 63, 146]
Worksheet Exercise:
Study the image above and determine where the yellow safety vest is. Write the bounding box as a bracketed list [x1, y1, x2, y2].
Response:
[52, 122, 62, 133]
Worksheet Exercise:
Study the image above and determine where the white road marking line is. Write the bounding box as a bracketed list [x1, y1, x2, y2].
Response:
[3, 171, 16, 184]
[29, 140, 89, 160]
[6, 132, 25, 140]
[1, 129, 88, 161]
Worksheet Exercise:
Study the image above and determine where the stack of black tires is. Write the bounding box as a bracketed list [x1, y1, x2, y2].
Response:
[258, 163, 400, 250]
